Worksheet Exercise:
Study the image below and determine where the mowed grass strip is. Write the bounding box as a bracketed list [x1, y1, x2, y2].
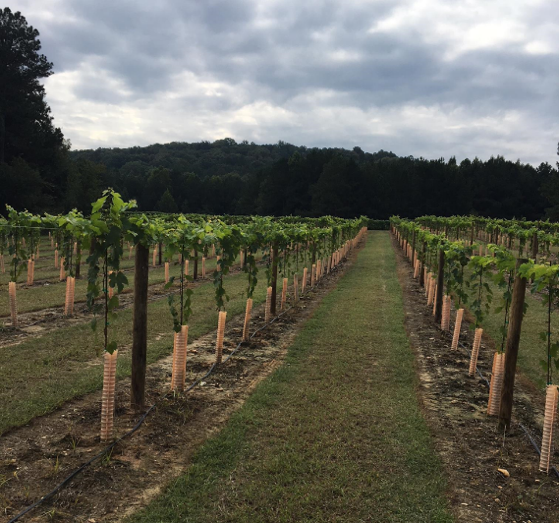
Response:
[130, 231, 453, 523]
[0, 266, 274, 435]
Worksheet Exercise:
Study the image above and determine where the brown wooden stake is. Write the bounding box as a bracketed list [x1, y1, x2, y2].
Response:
[419, 241, 426, 287]
[0, 254, 4, 274]
[184, 259, 189, 276]
[242, 298, 253, 341]
[302, 267, 308, 293]
[434, 249, 445, 324]
[158, 242, 163, 266]
[100, 350, 118, 441]
[201, 257, 206, 278]
[215, 311, 227, 364]
[108, 270, 114, 299]
[265, 286, 272, 323]
[498, 259, 528, 431]
[152, 246, 157, 267]
[469, 328, 483, 377]
[75, 245, 81, 279]
[451, 308, 464, 350]
[539, 385, 558, 473]
[293, 273, 299, 302]
[487, 352, 505, 416]
[311, 264, 316, 287]
[270, 243, 278, 315]
[281, 277, 288, 310]
[9, 281, 17, 327]
[441, 295, 451, 331]
[131, 243, 149, 410]
[432, 284, 438, 316]
[165, 262, 169, 283]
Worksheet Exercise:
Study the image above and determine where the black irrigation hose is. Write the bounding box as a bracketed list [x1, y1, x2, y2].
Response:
[7, 261, 337, 522]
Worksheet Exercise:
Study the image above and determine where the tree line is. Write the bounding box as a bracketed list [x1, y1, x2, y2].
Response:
[2, 7, 559, 221]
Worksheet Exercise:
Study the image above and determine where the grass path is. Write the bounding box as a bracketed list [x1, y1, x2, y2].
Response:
[130, 231, 453, 523]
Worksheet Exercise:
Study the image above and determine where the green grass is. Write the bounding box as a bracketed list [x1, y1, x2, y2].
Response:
[0, 255, 234, 317]
[129, 231, 453, 523]
[0, 265, 278, 435]
[471, 277, 556, 390]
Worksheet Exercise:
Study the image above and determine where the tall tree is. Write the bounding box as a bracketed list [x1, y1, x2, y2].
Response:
[0, 8, 65, 190]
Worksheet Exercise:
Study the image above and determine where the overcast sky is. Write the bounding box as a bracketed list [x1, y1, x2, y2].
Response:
[15, 0, 559, 165]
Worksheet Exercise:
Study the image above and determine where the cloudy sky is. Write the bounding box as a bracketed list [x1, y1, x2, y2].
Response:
[15, 0, 559, 165]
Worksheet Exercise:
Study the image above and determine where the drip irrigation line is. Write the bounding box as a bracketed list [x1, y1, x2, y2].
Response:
[450, 324, 559, 480]
[7, 254, 341, 523]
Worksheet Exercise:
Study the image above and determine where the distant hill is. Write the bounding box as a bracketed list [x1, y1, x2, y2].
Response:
[69, 139, 396, 180]
[65, 139, 555, 221]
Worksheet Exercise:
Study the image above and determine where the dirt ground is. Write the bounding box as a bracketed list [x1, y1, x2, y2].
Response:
[392, 234, 559, 523]
[0, 242, 364, 523]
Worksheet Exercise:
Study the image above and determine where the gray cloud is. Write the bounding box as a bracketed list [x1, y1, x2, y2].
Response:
[17, 0, 559, 164]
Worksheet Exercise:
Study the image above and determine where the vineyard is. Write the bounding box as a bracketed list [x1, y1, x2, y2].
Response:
[0, 190, 367, 521]
[392, 216, 559, 466]
[3, 198, 559, 522]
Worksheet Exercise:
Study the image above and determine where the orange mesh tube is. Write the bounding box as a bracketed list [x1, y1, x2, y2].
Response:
[539, 385, 559, 473]
[215, 311, 227, 364]
[468, 328, 483, 377]
[281, 277, 288, 310]
[311, 264, 316, 287]
[294, 273, 299, 302]
[202, 257, 206, 277]
[54, 249, 59, 269]
[487, 352, 505, 416]
[26, 259, 32, 285]
[451, 309, 464, 350]
[426, 277, 434, 305]
[100, 350, 118, 442]
[171, 325, 189, 392]
[129, 244, 133, 260]
[432, 284, 437, 316]
[265, 286, 273, 323]
[413, 260, 419, 279]
[242, 298, 253, 341]
[64, 276, 76, 315]
[302, 267, 308, 293]
[9, 281, 17, 327]
[165, 262, 169, 283]
[184, 259, 189, 276]
[59, 257, 66, 281]
[152, 246, 157, 267]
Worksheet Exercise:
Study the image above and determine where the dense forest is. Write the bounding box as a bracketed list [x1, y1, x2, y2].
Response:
[66, 141, 557, 221]
[2, 7, 559, 221]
